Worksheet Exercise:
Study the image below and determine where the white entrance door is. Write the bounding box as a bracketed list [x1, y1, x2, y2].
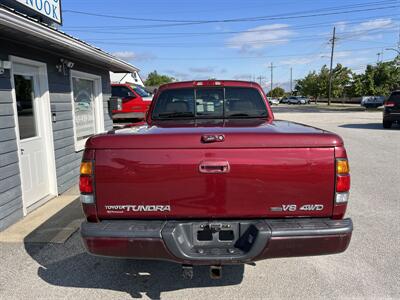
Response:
[13, 63, 51, 208]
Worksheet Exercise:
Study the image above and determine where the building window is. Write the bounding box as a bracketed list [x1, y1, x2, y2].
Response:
[71, 71, 104, 151]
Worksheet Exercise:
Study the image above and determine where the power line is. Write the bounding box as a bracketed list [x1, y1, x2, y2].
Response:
[62, 13, 397, 32]
[86, 28, 398, 48]
[84, 27, 399, 44]
[62, 0, 397, 23]
[61, 2, 399, 29]
[72, 19, 399, 40]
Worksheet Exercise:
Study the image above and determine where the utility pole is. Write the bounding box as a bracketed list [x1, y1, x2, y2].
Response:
[290, 67, 293, 94]
[256, 75, 264, 86]
[268, 62, 275, 96]
[328, 26, 336, 106]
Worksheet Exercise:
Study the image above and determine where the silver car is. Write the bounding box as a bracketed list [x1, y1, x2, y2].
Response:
[288, 96, 306, 105]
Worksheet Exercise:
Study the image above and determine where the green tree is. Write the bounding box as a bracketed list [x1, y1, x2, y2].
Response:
[346, 74, 363, 98]
[267, 87, 285, 97]
[144, 71, 175, 86]
[351, 57, 400, 96]
[295, 65, 343, 98]
[330, 64, 352, 98]
[295, 70, 323, 98]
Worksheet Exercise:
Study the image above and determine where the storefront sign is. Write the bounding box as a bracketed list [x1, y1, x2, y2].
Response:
[13, 0, 62, 24]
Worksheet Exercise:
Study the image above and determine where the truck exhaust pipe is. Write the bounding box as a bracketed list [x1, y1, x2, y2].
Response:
[210, 266, 222, 279]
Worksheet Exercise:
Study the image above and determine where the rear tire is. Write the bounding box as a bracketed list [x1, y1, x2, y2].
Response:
[383, 121, 392, 129]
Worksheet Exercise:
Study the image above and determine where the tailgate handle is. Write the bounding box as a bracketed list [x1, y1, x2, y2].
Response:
[199, 161, 230, 174]
[201, 134, 225, 143]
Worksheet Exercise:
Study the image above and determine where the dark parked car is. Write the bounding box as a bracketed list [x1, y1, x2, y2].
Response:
[383, 91, 400, 128]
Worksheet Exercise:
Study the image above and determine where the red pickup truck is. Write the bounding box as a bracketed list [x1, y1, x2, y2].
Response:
[111, 83, 153, 119]
[80, 80, 352, 279]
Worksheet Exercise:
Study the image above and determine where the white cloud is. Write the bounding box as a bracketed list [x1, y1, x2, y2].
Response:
[357, 18, 394, 31]
[335, 21, 347, 32]
[112, 51, 136, 60]
[279, 51, 352, 66]
[358, 34, 385, 41]
[163, 70, 190, 80]
[342, 18, 396, 41]
[233, 74, 253, 80]
[226, 24, 293, 51]
[112, 51, 156, 62]
[189, 67, 215, 73]
[279, 57, 315, 66]
[334, 51, 352, 59]
[338, 56, 371, 68]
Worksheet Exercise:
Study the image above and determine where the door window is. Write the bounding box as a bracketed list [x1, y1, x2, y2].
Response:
[72, 77, 96, 143]
[14, 74, 37, 139]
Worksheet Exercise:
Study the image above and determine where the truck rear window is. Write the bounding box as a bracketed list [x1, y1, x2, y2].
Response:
[152, 87, 267, 119]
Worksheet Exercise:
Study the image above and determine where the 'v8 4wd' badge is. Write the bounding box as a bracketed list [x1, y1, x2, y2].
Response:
[270, 204, 324, 212]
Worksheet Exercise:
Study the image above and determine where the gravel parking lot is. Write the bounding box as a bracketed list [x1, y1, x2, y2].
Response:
[1, 108, 399, 299]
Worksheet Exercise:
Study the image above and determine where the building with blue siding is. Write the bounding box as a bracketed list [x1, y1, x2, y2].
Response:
[0, 5, 138, 230]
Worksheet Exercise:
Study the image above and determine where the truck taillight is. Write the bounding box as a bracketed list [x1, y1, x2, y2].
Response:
[384, 101, 395, 107]
[80, 149, 98, 222]
[334, 157, 350, 219]
[336, 175, 350, 192]
[79, 161, 94, 195]
[79, 176, 93, 194]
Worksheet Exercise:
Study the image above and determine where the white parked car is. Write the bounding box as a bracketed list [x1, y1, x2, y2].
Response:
[288, 96, 306, 105]
[299, 96, 311, 104]
[269, 98, 280, 105]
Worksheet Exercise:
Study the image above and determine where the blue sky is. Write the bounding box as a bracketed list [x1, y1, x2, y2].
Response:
[61, 0, 399, 90]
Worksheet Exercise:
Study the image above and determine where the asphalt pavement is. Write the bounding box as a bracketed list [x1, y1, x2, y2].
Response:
[1, 107, 399, 299]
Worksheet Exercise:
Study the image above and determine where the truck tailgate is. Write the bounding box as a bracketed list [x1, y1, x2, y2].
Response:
[95, 147, 335, 219]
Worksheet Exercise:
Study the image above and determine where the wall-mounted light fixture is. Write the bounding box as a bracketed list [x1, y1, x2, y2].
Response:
[56, 58, 75, 75]
[0, 60, 11, 75]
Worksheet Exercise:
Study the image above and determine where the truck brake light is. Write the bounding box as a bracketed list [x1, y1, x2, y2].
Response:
[79, 176, 93, 194]
[336, 175, 350, 192]
[384, 101, 395, 107]
[194, 80, 222, 86]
